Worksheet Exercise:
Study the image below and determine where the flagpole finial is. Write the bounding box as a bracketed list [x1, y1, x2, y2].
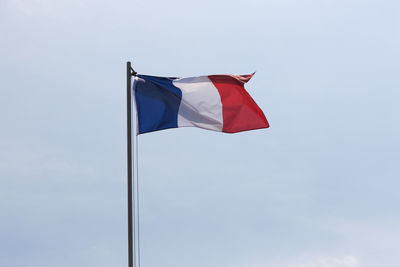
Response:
[127, 61, 138, 76]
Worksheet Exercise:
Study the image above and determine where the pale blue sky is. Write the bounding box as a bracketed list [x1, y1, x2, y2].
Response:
[1, 0, 399, 267]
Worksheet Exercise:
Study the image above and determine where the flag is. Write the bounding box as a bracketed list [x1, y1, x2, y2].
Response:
[133, 73, 269, 134]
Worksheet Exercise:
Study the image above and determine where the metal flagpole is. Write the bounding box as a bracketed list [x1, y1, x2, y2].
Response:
[126, 61, 134, 267]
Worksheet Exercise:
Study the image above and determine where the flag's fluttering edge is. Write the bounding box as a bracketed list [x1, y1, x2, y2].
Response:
[133, 73, 269, 134]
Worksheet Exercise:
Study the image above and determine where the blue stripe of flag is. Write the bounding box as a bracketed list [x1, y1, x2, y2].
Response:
[134, 75, 182, 134]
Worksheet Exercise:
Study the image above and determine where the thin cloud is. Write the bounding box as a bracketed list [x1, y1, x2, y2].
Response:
[288, 255, 359, 267]
[7, 0, 87, 17]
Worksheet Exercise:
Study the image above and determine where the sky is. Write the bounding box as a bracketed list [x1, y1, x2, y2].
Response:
[0, 0, 399, 267]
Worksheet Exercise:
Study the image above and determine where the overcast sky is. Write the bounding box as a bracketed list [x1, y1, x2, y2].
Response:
[1, 0, 399, 267]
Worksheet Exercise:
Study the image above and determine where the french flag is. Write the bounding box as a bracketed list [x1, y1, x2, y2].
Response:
[133, 73, 269, 134]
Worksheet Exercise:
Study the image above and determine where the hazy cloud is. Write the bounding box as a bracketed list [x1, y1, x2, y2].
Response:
[287, 255, 359, 267]
[7, 0, 87, 17]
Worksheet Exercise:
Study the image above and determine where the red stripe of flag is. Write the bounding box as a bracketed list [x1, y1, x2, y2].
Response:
[208, 74, 269, 133]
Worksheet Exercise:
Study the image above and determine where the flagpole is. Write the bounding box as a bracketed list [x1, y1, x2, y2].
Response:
[126, 61, 134, 267]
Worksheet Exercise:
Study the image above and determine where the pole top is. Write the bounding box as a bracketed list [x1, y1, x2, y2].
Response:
[127, 61, 138, 76]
